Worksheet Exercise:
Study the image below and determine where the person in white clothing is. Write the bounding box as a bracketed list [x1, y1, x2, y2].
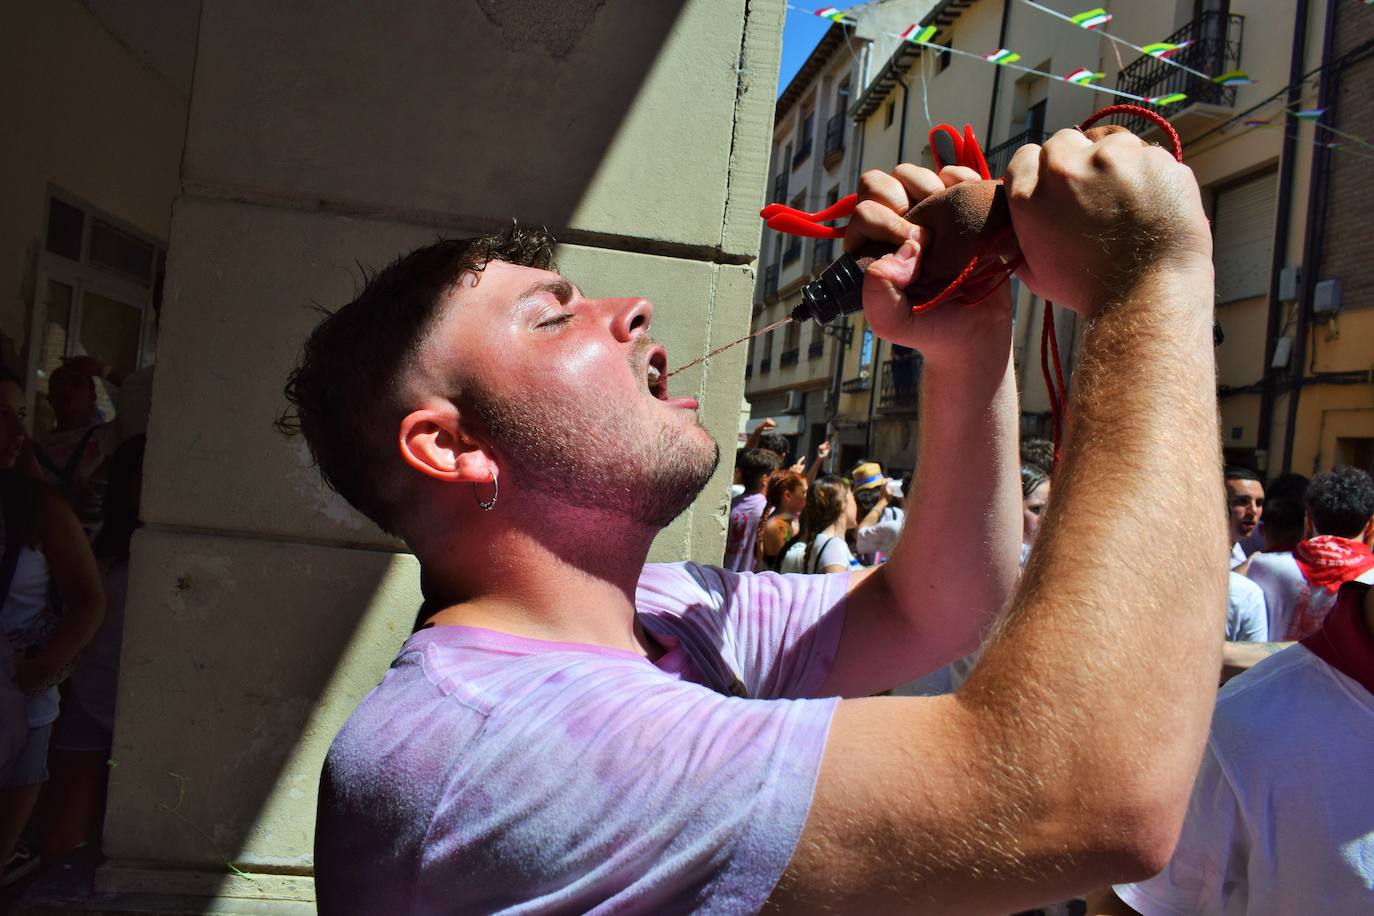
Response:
[1105, 569, 1374, 915]
[1247, 467, 1374, 641]
[0, 370, 103, 885]
[1225, 573, 1267, 643]
[780, 476, 857, 574]
[851, 461, 905, 562]
[1224, 466, 1263, 570]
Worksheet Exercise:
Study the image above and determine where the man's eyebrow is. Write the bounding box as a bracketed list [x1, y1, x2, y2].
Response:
[513, 278, 577, 314]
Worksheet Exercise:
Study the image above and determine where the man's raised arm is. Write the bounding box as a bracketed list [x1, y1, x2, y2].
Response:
[819, 163, 1022, 697]
[771, 130, 1226, 912]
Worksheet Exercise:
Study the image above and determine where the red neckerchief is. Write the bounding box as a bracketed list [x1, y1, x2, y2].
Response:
[1301, 578, 1374, 696]
[1293, 535, 1374, 593]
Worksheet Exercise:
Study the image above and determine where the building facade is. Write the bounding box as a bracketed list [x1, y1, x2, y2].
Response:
[747, 0, 936, 474]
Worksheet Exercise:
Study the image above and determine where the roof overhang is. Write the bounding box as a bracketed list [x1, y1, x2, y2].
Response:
[776, 21, 852, 127]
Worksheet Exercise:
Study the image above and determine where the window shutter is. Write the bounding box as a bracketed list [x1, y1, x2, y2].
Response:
[1213, 171, 1277, 303]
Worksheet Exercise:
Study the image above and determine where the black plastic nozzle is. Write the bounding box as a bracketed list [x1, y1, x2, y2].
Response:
[791, 252, 866, 326]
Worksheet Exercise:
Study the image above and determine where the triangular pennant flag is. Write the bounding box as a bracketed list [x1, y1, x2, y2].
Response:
[1064, 67, 1105, 85]
[984, 48, 1022, 64]
[1293, 108, 1327, 120]
[1070, 8, 1112, 28]
[814, 6, 847, 22]
[1147, 93, 1188, 106]
[1212, 69, 1253, 86]
[902, 24, 938, 44]
[1142, 40, 1192, 58]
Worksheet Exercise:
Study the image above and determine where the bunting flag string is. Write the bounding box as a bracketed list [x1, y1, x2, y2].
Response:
[1236, 104, 1374, 159]
[1020, 0, 1253, 86]
[893, 23, 1187, 106]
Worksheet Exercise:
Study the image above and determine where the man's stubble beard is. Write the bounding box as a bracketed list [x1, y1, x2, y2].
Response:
[469, 387, 720, 530]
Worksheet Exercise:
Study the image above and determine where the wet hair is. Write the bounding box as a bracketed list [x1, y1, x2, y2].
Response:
[796, 475, 850, 569]
[1223, 466, 1262, 484]
[757, 432, 789, 463]
[1260, 495, 1305, 550]
[277, 224, 556, 535]
[1021, 463, 1050, 500]
[1020, 438, 1054, 475]
[736, 448, 781, 493]
[1305, 466, 1374, 538]
[1266, 472, 1309, 502]
[94, 435, 146, 561]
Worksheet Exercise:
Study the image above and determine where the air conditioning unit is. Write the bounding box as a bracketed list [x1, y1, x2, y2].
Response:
[783, 391, 805, 414]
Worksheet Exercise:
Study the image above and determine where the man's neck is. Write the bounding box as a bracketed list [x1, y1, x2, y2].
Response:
[415, 502, 660, 657]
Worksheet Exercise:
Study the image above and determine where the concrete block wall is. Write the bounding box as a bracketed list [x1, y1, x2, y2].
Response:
[101, 0, 783, 905]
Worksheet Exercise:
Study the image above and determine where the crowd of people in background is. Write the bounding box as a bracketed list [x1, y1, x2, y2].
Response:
[0, 357, 148, 893]
[725, 424, 1374, 916]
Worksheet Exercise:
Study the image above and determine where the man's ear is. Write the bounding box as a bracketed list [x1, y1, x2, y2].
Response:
[398, 405, 495, 484]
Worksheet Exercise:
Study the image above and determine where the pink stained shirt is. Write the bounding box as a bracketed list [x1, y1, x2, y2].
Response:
[315, 562, 849, 914]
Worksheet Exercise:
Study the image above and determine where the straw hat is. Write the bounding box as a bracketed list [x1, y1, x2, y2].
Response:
[850, 461, 888, 491]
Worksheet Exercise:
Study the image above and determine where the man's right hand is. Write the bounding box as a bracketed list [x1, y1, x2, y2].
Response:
[1004, 128, 1212, 316]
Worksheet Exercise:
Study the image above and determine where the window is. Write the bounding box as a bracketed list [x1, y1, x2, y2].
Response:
[1025, 99, 1047, 136]
[784, 318, 800, 351]
[937, 39, 953, 72]
[860, 327, 875, 373]
[885, 100, 896, 128]
[794, 109, 815, 168]
[836, 78, 851, 115]
[31, 190, 163, 434]
[1212, 170, 1278, 303]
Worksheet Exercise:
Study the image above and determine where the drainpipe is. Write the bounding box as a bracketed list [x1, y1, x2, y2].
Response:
[1255, 0, 1310, 473]
[985, 0, 1013, 142]
[864, 72, 911, 456]
[1280, 0, 1339, 474]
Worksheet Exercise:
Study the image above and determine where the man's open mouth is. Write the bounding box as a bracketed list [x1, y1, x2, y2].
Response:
[646, 348, 669, 400]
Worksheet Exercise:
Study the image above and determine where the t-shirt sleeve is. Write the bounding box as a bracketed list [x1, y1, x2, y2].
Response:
[854, 509, 902, 554]
[816, 536, 853, 570]
[418, 660, 837, 914]
[1114, 742, 1248, 916]
[637, 562, 848, 700]
[1226, 574, 1269, 642]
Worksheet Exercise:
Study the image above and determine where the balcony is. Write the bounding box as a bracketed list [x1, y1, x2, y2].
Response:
[759, 357, 772, 374]
[792, 138, 813, 169]
[813, 236, 834, 268]
[782, 236, 802, 266]
[772, 172, 788, 204]
[808, 339, 824, 359]
[764, 264, 779, 302]
[841, 375, 871, 393]
[1117, 12, 1243, 115]
[823, 112, 846, 168]
[780, 347, 800, 368]
[983, 128, 1048, 179]
[879, 351, 923, 411]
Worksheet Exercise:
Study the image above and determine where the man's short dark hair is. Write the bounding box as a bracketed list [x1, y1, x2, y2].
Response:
[736, 448, 781, 492]
[278, 224, 556, 535]
[1223, 466, 1262, 484]
[757, 432, 789, 463]
[1305, 466, 1374, 538]
[854, 486, 884, 520]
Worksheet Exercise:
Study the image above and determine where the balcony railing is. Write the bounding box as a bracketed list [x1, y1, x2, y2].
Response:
[841, 375, 871, 393]
[783, 236, 802, 265]
[792, 138, 813, 168]
[1117, 12, 1243, 113]
[764, 264, 779, 301]
[813, 236, 833, 268]
[780, 348, 800, 368]
[759, 357, 772, 374]
[983, 128, 1048, 179]
[808, 339, 824, 359]
[823, 112, 846, 167]
[772, 172, 788, 204]
[879, 351, 923, 410]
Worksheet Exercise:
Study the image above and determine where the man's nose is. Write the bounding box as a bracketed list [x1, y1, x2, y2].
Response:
[607, 297, 653, 341]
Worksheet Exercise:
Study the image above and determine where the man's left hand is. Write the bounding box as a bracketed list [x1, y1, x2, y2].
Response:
[845, 165, 1013, 367]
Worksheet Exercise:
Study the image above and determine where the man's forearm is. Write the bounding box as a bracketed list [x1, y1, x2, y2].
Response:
[962, 263, 1225, 855]
[879, 334, 1021, 656]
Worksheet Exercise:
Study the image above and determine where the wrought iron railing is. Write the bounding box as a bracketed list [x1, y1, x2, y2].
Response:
[783, 236, 802, 265]
[841, 375, 871, 393]
[1117, 12, 1243, 112]
[792, 137, 813, 168]
[879, 351, 923, 409]
[808, 339, 825, 359]
[759, 357, 772, 374]
[824, 112, 846, 166]
[983, 128, 1048, 178]
[764, 264, 779, 301]
[780, 348, 800, 368]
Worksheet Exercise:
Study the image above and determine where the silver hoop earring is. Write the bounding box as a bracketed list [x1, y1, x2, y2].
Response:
[476, 468, 498, 511]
